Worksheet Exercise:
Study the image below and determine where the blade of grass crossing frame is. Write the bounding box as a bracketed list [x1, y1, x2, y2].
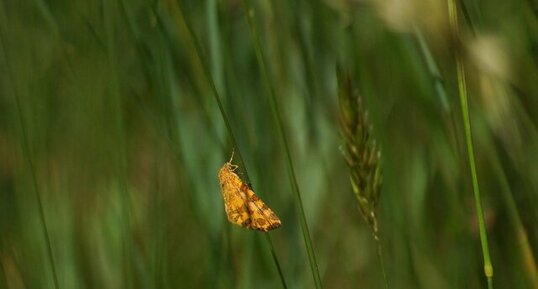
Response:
[447, 1, 494, 288]
[206, 0, 224, 95]
[167, 1, 289, 288]
[241, 1, 323, 288]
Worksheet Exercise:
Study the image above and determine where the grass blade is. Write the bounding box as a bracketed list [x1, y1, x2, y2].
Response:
[167, 1, 289, 288]
[241, 1, 323, 288]
[448, 1, 494, 287]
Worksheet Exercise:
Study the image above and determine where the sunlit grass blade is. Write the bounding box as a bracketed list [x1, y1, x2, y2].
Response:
[448, 0, 494, 288]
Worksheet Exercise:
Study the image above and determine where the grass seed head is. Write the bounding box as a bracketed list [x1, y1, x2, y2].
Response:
[337, 68, 382, 237]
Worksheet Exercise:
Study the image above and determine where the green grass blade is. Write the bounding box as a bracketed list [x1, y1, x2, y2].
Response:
[448, 1, 494, 287]
[206, 0, 224, 95]
[375, 238, 389, 289]
[265, 234, 289, 289]
[168, 1, 289, 288]
[413, 26, 450, 112]
[241, 1, 323, 288]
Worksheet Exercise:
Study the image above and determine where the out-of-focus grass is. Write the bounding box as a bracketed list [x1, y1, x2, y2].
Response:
[1, 0, 538, 289]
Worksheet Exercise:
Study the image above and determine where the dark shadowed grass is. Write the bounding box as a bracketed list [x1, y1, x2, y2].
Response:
[0, 13, 60, 289]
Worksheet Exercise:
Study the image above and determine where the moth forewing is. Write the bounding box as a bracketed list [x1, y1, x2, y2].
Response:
[218, 158, 281, 232]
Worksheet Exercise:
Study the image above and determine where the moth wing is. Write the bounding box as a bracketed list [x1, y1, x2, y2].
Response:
[218, 163, 280, 232]
[243, 185, 281, 232]
[219, 175, 252, 228]
[223, 190, 251, 228]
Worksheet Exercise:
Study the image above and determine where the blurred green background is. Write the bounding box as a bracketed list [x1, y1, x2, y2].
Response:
[1, 0, 538, 288]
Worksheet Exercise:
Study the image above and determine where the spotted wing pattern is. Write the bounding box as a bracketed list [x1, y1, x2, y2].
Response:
[218, 161, 281, 232]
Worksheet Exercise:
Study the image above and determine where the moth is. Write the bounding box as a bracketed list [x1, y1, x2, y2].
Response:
[218, 153, 281, 232]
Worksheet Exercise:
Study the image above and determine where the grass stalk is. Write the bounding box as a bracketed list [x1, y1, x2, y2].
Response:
[337, 68, 386, 289]
[413, 26, 450, 112]
[167, 1, 289, 288]
[265, 234, 289, 289]
[447, 1, 494, 287]
[241, 1, 323, 288]
[376, 238, 388, 289]
[206, 0, 224, 95]
[0, 19, 60, 289]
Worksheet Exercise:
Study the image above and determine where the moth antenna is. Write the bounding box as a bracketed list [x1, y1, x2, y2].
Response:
[228, 150, 235, 163]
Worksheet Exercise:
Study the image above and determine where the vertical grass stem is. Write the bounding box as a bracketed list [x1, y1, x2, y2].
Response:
[448, 1, 494, 287]
[241, 1, 323, 288]
[168, 1, 289, 287]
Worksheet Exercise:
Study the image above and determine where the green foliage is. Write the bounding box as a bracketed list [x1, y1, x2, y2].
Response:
[1, 0, 538, 288]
